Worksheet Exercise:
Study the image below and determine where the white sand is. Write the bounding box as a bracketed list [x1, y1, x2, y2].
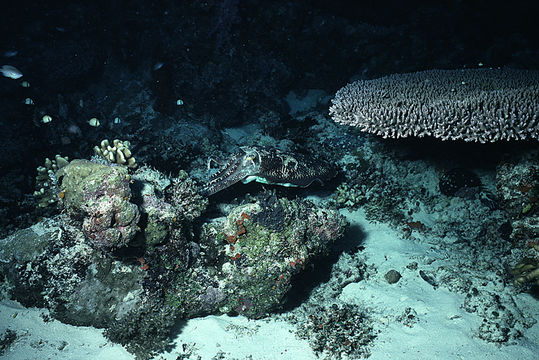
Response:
[339, 209, 539, 360]
[0, 299, 132, 359]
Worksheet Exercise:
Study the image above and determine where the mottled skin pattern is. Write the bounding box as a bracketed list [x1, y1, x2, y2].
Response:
[201, 146, 336, 196]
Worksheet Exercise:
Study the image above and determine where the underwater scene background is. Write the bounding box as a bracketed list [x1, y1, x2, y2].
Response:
[0, 1, 538, 359]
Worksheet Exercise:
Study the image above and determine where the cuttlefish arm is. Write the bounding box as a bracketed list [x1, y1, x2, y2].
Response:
[200, 146, 336, 196]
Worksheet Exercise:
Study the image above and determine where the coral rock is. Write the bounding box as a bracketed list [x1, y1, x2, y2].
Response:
[57, 159, 140, 249]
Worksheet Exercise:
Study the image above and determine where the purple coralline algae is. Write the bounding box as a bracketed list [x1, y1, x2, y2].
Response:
[57, 159, 140, 249]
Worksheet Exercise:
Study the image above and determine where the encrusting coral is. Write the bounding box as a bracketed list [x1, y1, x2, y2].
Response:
[185, 193, 347, 318]
[130, 167, 208, 247]
[56, 159, 140, 249]
[495, 154, 539, 286]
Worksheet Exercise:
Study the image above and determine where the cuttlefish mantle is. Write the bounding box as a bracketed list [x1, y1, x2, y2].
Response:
[200, 146, 336, 196]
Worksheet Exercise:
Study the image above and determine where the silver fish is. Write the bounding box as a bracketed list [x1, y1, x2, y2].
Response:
[0, 65, 23, 79]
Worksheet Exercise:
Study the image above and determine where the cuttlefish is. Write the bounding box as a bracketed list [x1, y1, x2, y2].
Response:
[201, 146, 336, 196]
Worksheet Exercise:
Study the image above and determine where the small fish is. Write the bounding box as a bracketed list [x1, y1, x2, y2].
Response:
[88, 117, 100, 127]
[0, 65, 23, 79]
[3, 50, 18, 57]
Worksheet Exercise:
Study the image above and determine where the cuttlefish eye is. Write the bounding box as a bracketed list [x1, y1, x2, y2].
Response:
[244, 151, 259, 162]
